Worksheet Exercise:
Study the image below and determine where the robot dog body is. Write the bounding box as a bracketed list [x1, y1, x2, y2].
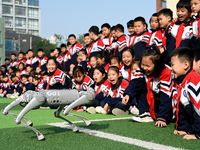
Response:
[2, 88, 95, 140]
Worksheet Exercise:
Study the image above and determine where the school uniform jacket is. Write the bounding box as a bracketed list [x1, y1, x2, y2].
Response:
[119, 64, 133, 81]
[114, 34, 127, 57]
[46, 68, 72, 89]
[124, 65, 172, 122]
[56, 55, 63, 65]
[165, 20, 192, 64]
[72, 75, 94, 91]
[130, 31, 151, 59]
[63, 51, 71, 71]
[10, 60, 19, 68]
[70, 42, 83, 64]
[26, 56, 39, 69]
[191, 17, 200, 48]
[39, 56, 48, 71]
[170, 69, 200, 139]
[2, 80, 13, 94]
[90, 38, 105, 58]
[153, 29, 166, 49]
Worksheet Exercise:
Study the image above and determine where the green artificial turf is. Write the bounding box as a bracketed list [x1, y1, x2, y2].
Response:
[1, 97, 200, 150]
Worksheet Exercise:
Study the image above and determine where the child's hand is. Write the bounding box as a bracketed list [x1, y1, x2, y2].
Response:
[159, 48, 165, 54]
[122, 95, 129, 105]
[155, 121, 167, 127]
[174, 130, 187, 135]
[183, 134, 197, 140]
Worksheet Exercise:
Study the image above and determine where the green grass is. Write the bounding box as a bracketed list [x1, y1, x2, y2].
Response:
[1, 97, 200, 150]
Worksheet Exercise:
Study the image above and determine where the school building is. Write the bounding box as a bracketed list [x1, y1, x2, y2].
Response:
[156, 0, 179, 18]
[0, 18, 5, 66]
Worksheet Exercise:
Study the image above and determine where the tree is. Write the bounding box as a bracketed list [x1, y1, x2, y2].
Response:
[32, 38, 57, 57]
[77, 34, 85, 46]
[54, 34, 64, 46]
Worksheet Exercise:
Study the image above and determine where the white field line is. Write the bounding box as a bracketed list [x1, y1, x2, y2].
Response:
[48, 117, 185, 150]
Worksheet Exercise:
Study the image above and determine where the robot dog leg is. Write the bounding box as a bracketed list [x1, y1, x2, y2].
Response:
[15, 91, 46, 140]
[63, 88, 95, 127]
[2, 91, 37, 126]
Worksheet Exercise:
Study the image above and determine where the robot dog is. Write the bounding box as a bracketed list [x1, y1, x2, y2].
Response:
[1, 88, 95, 140]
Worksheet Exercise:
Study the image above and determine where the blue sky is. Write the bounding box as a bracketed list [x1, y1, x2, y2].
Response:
[40, 0, 156, 40]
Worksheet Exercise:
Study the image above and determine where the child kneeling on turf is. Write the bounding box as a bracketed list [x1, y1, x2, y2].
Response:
[170, 47, 200, 140]
[103, 66, 130, 115]
[123, 46, 172, 126]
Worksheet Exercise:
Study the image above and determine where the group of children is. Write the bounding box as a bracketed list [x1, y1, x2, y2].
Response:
[1, 0, 200, 140]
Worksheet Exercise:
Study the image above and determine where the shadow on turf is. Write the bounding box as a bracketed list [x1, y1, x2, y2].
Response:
[22, 123, 110, 139]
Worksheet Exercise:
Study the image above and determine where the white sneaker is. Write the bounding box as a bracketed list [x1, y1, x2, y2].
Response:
[130, 106, 139, 115]
[131, 112, 153, 122]
[0, 94, 4, 97]
[10, 94, 18, 99]
[86, 107, 96, 114]
[112, 108, 129, 116]
[6, 94, 11, 98]
[95, 106, 104, 113]
[95, 106, 107, 114]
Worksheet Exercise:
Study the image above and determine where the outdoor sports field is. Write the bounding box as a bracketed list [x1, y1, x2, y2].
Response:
[0, 98, 199, 150]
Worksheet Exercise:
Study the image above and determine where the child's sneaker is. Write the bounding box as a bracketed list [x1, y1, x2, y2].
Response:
[95, 106, 104, 113]
[112, 108, 129, 116]
[130, 106, 139, 115]
[86, 107, 96, 114]
[0, 94, 4, 97]
[6, 94, 11, 99]
[131, 112, 153, 122]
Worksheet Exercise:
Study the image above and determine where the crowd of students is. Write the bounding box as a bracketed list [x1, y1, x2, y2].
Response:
[1, 0, 200, 140]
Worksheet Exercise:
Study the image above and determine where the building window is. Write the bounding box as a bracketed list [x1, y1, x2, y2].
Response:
[3, 16, 13, 27]
[28, 8, 38, 18]
[2, 5, 13, 15]
[15, 17, 26, 28]
[28, 0, 39, 6]
[2, 0, 13, 3]
[15, 0, 26, 5]
[15, 29, 26, 34]
[161, 0, 166, 8]
[28, 30, 39, 36]
[28, 19, 38, 29]
[5, 39, 14, 50]
[5, 28, 13, 32]
[15, 6, 26, 16]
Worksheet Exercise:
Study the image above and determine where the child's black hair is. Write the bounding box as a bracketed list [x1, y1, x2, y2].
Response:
[110, 56, 121, 64]
[92, 66, 106, 79]
[127, 20, 134, 28]
[27, 49, 33, 52]
[26, 64, 32, 68]
[21, 74, 28, 79]
[149, 13, 158, 23]
[67, 41, 71, 46]
[140, 45, 165, 77]
[84, 33, 90, 37]
[121, 47, 135, 60]
[3, 74, 8, 78]
[110, 26, 116, 32]
[10, 53, 16, 57]
[96, 50, 110, 63]
[134, 16, 148, 29]
[60, 44, 66, 48]
[10, 75, 17, 80]
[101, 23, 111, 29]
[68, 34, 76, 39]
[107, 66, 120, 74]
[32, 76, 40, 81]
[37, 48, 44, 52]
[5, 58, 10, 61]
[18, 51, 25, 55]
[115, 24, 124, 33]
[157, 8, 173, 21]
[79, 48, 88, 55]
[55, 48, 61, 54]
[192, 48, 200, 62]
[170, 47, 194, 68]
[89, 26, 99, 36]
[176, 0, 191, 12]
[73, 66, 85, 78]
